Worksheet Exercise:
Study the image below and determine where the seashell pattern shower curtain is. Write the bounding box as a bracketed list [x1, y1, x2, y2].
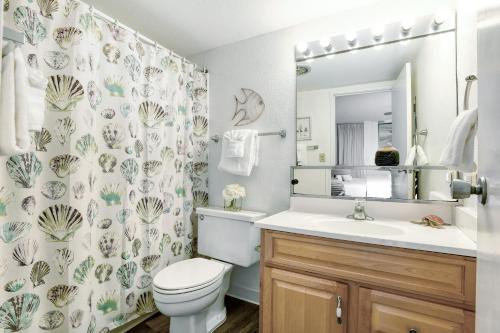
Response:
[0, 0, 209, 332]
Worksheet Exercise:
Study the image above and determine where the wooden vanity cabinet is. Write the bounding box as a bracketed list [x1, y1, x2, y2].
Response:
[260, 230, 476, 333]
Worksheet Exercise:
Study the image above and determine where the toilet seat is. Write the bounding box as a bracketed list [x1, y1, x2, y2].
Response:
[153, 258, 225, 295]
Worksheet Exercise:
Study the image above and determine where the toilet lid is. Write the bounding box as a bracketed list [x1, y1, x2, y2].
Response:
[153, 258, 225, 291]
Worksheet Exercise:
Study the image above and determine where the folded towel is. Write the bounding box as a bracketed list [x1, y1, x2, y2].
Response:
[218, 130, 259, 176]
[223, 130, 246, 158]
[405, 145, 429, 166]
[26, 67, 48, 131]
[439, 108, 478, 172]
[0, 47, 30, 155]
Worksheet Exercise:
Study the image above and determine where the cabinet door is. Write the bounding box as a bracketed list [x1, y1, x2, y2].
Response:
[357, 288, 475, 333]
[261, 267, 347, 333]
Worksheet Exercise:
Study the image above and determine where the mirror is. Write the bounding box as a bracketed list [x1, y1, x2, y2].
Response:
[295, 21, 457, 201]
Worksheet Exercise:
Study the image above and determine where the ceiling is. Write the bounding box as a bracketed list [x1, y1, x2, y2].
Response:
[84, 0, 380, 56]
[335, 92, 392, 123]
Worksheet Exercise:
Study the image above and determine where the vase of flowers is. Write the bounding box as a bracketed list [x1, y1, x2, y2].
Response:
[223, 184, 246, 212]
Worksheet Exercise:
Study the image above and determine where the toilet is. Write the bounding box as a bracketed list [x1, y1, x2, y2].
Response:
[153, 207, 266, 333]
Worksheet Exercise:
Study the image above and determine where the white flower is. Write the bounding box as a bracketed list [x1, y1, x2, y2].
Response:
[222, 184, 246, 201]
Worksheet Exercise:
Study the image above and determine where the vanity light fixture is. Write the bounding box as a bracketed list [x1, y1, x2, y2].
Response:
[345, 32, 357, 47]
[319, 36, 333, 52]
[372, 25, 384, 42]
[296, 41, 311, 57]
[401, 18, 414, 35]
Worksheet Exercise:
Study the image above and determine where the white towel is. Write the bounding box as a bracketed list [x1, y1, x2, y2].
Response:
[26, 67, 48, 131]
[223, 130, 246, 158]
[439, 108, 478, 172]
[218, 130, 259, 176]
[405, 145, 429, 166]
[0, 47, 30, 155]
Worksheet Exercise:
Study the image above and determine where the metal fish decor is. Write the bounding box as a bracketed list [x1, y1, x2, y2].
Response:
[232, 88, 265, 126]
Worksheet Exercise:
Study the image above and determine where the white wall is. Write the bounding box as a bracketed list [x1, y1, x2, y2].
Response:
[190, 0, 457, 304]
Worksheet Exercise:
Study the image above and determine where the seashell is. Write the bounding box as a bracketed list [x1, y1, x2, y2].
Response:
[104, 76, 125, 97]
[79, 13, 102, 42]
[4, 278, 26, 292]
[124, 221, 136, 241]
[36, 0, 59, 19]
[125, 293, 135, 307]
[97, 290, 118, 314]
[138, 101, 166, 128]
[192, 101, 203, 114]
[142, 160, 162, 177]
[88, 315, 96, 333]
[6, 152, 42, 188]
[120, 103, 132, 118]
[97, 218, 112, 229]
[39, 310, 64, 330]
[161, 146, 175, 162]
[53, 248, 73, 275]
[87, 199, 99, 227]
[38, 204, 83, 242]
[174, 220, 185, 238]
[128, 121, 138, 138]
[0, 293, 40, 331]
[3, 0, 9, 11]
[72, 181, 85, 199]
[139, 84, 154, 98]
[0, 221, 31, 243]
[21, 196, 36, 216]
[174, 159, 182, 173]
[193, 191, 209, 208]
[102, 123, 125, 149]
[87, 81, 102, 110]
[27, 54, 39, 69]
[185, 242, 193, 257]
[138, 179, 154, 194]
[171, 240, 183, 256]
[75, 134, 98, 159]
[53, 26, 83, 49]
[137, 274, 153, 289]
[44, 51, 69, 69]
[100, 184, 122, 206]
[144, 66, 163, 81]
[132, 238, 141, 257]
[33, 128, 52, 152]
[63, 0, 79, 17]
[193, 115, 208, 137]
[162, 193, 175, 214]
[88, 171, 97, 192]
[49, 154, 81, 178]
[194, 162, 208, 176]
[13, 6, 47, 46]
[46, 75, 84, 112]
[98, 153, 117, 173]
[175, 184, 186, 198]
[120, 159, 139, 185]
[136, 291, 156, 315]
[55, 117, 76, 144]
[116, 262, 137, 289]
[73, 255, 95, 284]
[12, 239, 38, 266]
[164, 105, 176, 126]
[147, 133, 161, 153]
[131, 87, 139, 101]
[124, 55, 141, 81]
[145, 227, 159, 249]
[41, 181, 67, 200]
[134, 140, 144, 158]
[135, 41, 146, 59]
[47, 284, 79, 307]
[191, 176, 204, 190]
[98, 232, 120, 258]
[140, 254, 161, 273]
[116, 209, 132, 224]
[70, 309, 83, 328]
[30, 261, 50, 287]
[194, 141, 208, 158]
[95, 263, 113, 283]
[103, 43, 120, 63]
[107, 22, 127, 41]
[101, 108, 115, 119]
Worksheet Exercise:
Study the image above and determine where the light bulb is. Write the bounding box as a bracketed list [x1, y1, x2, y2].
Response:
[372, 25, 384, 42]
[296, 42, 309, 54]
[401, 18, 414, 34]
[319, 36, 333, 52]
[345, 32, 357, 46]
[433, 10, 447, 27]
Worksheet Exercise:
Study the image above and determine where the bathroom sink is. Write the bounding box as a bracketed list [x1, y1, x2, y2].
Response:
[296, 216, 406, 236]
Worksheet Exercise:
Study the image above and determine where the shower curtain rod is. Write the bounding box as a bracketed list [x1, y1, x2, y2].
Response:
[87, 4, 208, 74]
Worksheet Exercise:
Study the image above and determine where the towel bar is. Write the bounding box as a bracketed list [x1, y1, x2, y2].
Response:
[210, 130, 286, 143]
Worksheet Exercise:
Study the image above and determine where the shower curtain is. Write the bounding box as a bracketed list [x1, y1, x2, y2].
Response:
[0, 1, 209, 332]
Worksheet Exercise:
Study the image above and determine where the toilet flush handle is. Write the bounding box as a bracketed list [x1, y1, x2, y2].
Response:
[199, 215, 205, 221]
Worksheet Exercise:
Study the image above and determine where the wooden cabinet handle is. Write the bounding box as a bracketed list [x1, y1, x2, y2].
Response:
[408, 329, 418, 333]
[336, 296, 342, 324]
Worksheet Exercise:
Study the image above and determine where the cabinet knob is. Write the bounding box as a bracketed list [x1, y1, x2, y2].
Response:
[408, 329, 418, 333]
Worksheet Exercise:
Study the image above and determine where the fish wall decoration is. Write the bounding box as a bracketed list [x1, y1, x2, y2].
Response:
[232, 88, 265, 126]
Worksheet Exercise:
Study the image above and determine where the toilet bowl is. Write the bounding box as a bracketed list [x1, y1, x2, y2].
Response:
[153, 207, 266, 333]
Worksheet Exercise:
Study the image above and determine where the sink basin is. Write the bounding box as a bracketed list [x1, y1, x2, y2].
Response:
[303, 218, 406, 236]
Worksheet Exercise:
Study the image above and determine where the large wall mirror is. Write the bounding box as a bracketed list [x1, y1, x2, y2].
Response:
[294, 13, 459, 202]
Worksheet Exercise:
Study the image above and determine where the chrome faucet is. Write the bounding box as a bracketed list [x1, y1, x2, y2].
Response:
[347, 199, 374, 221]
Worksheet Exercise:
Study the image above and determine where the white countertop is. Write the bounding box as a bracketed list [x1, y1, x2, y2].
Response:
[255, 210, 477, 257]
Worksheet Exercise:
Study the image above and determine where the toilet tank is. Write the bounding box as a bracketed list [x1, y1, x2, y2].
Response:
[197, 207, 266, 267]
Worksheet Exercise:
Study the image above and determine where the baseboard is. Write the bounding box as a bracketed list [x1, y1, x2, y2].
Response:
[110, 311, 158, 333]
[227, 283, 260, 305]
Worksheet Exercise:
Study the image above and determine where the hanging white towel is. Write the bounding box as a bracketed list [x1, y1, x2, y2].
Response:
[0, 47, 30, 155]
[26, 67, 48, 131]
[223, 130, 246, 158]
[439, 108, 478, 172]
[218, 129, 259, 176]
[405, 145, 429, 166]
